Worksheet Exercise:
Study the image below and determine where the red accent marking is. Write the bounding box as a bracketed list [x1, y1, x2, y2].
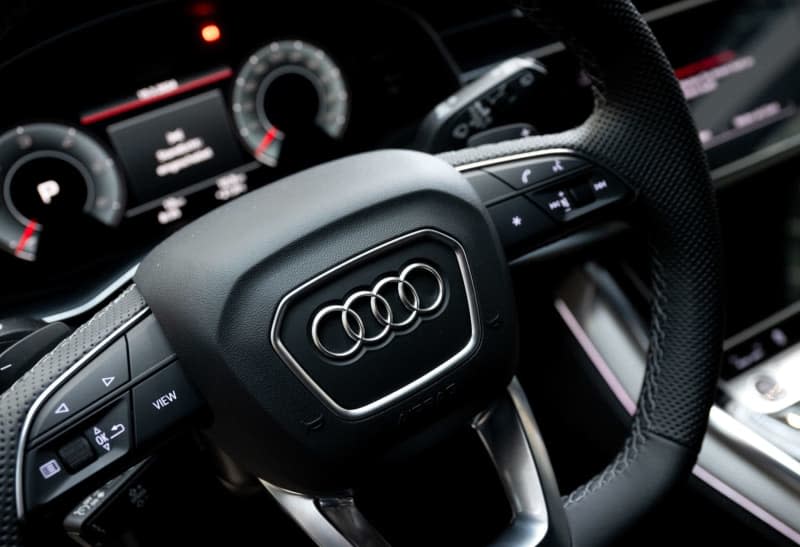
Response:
[15, 219, 38, 256]
[255, 126, 279, 157]
[80, 68, 234, 125]
[190, 2, 216, 17]
[675, 50, 737, 80]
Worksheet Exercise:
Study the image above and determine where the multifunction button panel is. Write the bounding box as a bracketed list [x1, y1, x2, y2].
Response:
[464, 153, 631, 253]
[22, 314, 204, 513]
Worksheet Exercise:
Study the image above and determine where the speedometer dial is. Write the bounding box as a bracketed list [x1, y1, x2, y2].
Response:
[232, 40, 350, 167]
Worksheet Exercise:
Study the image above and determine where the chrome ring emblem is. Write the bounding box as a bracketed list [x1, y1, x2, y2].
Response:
[310, 263, 446, 360]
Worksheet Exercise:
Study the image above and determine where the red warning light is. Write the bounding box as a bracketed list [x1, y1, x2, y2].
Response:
[201, 23, 221, 43]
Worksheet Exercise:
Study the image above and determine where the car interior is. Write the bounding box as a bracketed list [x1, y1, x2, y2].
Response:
[1, 0, 800, 545]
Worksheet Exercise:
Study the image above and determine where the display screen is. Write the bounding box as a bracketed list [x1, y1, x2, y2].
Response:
[653, 0, 800, 169]
[108, 89, 248, 207]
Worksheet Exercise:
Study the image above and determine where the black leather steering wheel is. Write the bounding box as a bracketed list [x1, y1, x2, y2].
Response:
[0, 1, 723, 546]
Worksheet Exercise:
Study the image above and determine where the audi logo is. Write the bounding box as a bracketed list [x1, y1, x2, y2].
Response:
[310, 263, 446, 360]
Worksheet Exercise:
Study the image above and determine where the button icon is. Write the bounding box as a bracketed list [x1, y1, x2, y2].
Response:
[109, 423, 126, 440]
[93, 427, 111, 452]
[152, 390, 178, 411]
[82, 397, 132, 458]
[54, 402, 70, 415]
[592, 179, 609, 193]
[129, 484, 149, 509]
[39, 459, 61, 480]
[451, 123, 469, 140]
[511, 215, 523, 228]
[552, 160, 565, 173]
[547, 191, 573, 214]
[519, 72, 535, 88]
[30, 337, 130, 439]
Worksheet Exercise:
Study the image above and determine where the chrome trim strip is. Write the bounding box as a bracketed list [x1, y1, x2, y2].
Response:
[693, 464, 800, 544]
[270, 229, 482, 420]
[723, 299, 800, 351]
[262, 378, 550, 547]
[15, 298, 148, 519]
[642, 0, 720, 23]
[554, 298, 637, 415]
[554, 286, 800, 544]
[708, 406, 800, 485]
[473, 377, 550, 546]
[41, 263, 140, 323]
[454, 148, 579, 173]
[711, 131, 800, 190]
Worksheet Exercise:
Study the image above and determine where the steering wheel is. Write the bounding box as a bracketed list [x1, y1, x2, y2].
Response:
[0, 1, 723, 545]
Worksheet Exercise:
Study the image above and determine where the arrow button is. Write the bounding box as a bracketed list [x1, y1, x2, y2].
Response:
[30, 338, 130, 439]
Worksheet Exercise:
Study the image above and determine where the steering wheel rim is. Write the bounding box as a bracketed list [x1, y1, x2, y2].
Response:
[0, 1, 723, 546]
[440, 1, 724, 543]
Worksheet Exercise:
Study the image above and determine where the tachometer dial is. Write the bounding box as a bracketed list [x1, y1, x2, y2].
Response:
[0, 124, 126, 261]
[232, 40, 350, 167]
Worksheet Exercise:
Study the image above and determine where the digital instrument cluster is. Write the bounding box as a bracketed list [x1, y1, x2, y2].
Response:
[0, 0, 458, 314]
[3, 0, 798, 316]
[0, 38, 352, 263]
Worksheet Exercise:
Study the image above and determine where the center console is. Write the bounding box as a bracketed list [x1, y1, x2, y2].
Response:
[555, 261, 800, 544]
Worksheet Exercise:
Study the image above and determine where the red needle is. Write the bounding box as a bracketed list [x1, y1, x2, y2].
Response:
[15, 219, 38, 257]
[255, 126, 279, 157]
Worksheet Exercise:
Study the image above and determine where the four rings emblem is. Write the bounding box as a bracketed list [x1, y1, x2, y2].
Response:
[311, 263, 446, 360]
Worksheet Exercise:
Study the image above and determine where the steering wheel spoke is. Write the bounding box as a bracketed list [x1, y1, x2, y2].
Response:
[261, 377, 566, 547]
[473, 378, 552, 547]
[260, 483, 390, 547]
[13, 306, 206, 523]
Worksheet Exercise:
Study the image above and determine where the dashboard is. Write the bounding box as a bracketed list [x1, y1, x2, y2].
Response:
[653, 0, 800, 171]
[1, 0, 800, 323]
[3, 2, 800, 546]
[0, 1, 462, 314]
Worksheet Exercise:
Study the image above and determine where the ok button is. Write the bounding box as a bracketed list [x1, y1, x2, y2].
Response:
[31, 338, 130, 438]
